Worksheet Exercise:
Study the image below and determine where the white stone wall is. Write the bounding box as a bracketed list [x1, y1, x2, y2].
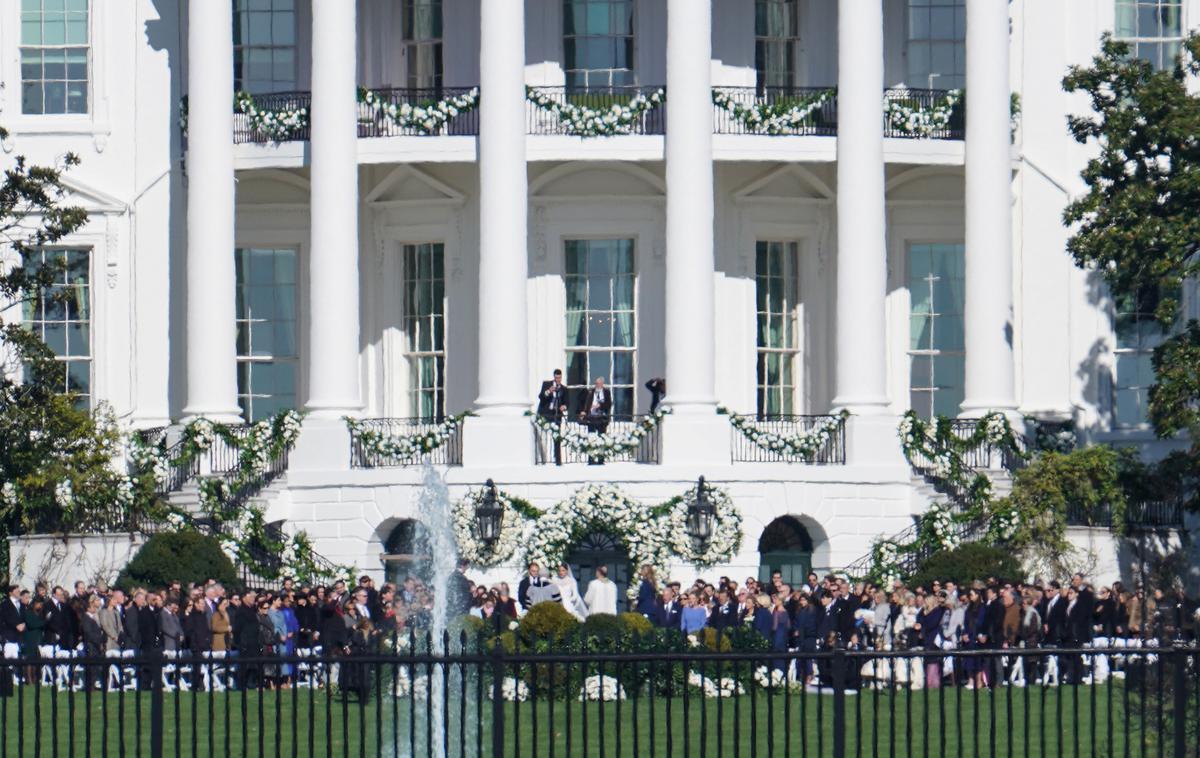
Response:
[8, 534, 146, 588]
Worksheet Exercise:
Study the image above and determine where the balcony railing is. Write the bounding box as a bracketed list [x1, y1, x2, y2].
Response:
[1065, 500, 1185, 530]
[882, 87, 965, 140]
[905, 418, 1029, 473]
[357, 86, 480, 138]
[349, 418, 464, 468]
[533, 415, 662, 465]
[729, 414, 847, 464]
[526, 86, 666, 136]
[712, 86, 838, 136]
[232, 90, 311, 144]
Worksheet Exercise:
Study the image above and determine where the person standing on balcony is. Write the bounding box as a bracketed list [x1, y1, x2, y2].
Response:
[536, 369, 568, 465]
[644, 377, 666, 413]
[579, 376, 612, 465]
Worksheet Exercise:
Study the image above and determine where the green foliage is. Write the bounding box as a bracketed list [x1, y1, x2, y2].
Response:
[116, 531, 237, 590]
[1149, 322, 1200, 438]
[617, 611, 654, 637]
[909, 543, 1023, 590]
[516, 601, 580, 645]
[575, 612, 626, 648]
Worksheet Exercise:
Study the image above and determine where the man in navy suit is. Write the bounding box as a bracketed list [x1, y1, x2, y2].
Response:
[536, 370, 569, 464]
[656, 587, 682, 630]
[709, 588, 739, 630]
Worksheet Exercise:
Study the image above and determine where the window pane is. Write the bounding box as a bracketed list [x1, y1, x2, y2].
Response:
[235, 248, 298, 420]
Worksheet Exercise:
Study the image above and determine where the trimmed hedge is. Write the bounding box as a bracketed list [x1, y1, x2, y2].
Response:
[909, 542, 1023, 590]
[116, 531, 237, 590]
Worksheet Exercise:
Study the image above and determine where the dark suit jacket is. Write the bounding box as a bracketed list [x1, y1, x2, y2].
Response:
[579, 388, 613, 420]
[537, 381, 568, 417]
[644, 379, 666, 412]
[0, 599, 24, 643]
[1044, 596, 1068, 644]
[1065, 600, 1093, 645]
[43, 600, 76, 648]
[134, 605, 159, 651]
[655, 601, 682, 630]
[80, 614, 105, 656]
[709, 601, 739, 630]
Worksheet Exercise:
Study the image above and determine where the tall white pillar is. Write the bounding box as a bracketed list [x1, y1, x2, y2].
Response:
[183, 0, 240, 423]
[832, 0, 889, 415]
[306, 0, 362, 417]
[961, 0, 1017, 416]
[473, 0, 528, 416]
[663, 0, 716, 415]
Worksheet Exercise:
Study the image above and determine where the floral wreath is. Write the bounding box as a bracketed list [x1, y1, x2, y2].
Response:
[531, 408, 668, 460]
[711, 88, 835, 135]
[657, 481, 744, 568]
[450, 486, 532, 567]
[718, 407, 848, 461]
[346, 411, 471, 463]
[525, 86, 665, 137]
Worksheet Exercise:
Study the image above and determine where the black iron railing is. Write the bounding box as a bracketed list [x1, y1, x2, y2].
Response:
[357, 86, 480, 137]
[232, 90, 311, 144]
[905, 419, 1030, 474]
[526, 86, 667, 135]
[729, 414, 847, 464]
[883, 88, 965, 140]
[712, 86, 838, 136]
[0, 644, 1193, 757]
[1066, 499, 1186, 530]
[532, 415, 661, 465]
[349, 418, 464, 468]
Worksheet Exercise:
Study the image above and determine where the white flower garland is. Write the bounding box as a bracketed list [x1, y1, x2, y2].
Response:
[883, 88, 962, 138]
[719, 407, 848, 461]
[357, 87, 479, 135]
[711, 88, 835, 134]
[532, 408, 668, 460]
[526, 86, 665, 137]
[450, 487, 528, 567]
[346, 412, 470, 463]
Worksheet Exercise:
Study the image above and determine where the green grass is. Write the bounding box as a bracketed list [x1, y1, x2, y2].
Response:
[0, 679, 1163, 757]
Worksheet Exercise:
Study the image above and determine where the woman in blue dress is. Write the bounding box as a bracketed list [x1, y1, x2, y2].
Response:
[915, 593, 947, 688]
[769, 593, 792, 674]
[960, 588, 988, 688]
[680, 593, 707, 634]
[635, 565, 659, 620]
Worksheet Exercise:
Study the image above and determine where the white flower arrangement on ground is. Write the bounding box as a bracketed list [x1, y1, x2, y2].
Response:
[883, 88, 962, 137]
[719, 407, 848, 461]
[357, 87, 479, 135]
[532, 408, 668, 461]
[687, 671, 745, 698]
[753, 667, 787, 689]
[500, 677, 530, 702]
[711, 88, 835, 134]
[526, 86, 665, 137]
[450, 486, 529, 567]
[579, 675, 626, 702]
[346, 412, 470, 463]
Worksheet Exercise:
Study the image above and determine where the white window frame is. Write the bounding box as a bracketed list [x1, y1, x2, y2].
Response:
[1113, 0, 1185, 70]
[234, 246, 300, 422]
[233, 0, 299, 94]
[755, 239, 801, 417]
[905, 241, 966, 419]
[18, 0, 91, 116]
[562, 0, 638, 89]
[400, 0, 443, 91]
[904, 0, 966, 91]
[1110, 280, 1197, 431]
[754, 0, 802, 91]
[401, 241, 447, 422]
[21, 247, 93, 408]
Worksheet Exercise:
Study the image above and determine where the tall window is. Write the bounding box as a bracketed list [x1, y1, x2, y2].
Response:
[908, 243, 965, 418]
[1112, 286, 1173, 428]
[563, 0, 635, 88]
[233, 0, 296, 93]
[1115, 0, 1184, 69]
[906, 0, 965, 90]
[20, 0, 89, 115]
[235, 248, 297, 422]
[403, 243, 446, 422]
[401, 0, 443, 90]
[756, 241, 799, 416]
[23, 249, 91, 407]
[565, 239, 636, 416]
[755, 0, 801, 90]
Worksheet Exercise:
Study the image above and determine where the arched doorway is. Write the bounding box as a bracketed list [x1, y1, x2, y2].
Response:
[758, 516, 814, 586]
[381, 519, 431, 585]
[566, 532, 632, 613]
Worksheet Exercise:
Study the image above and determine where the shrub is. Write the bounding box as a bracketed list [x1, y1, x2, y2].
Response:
[617, 611, 654, 637]
[909, 543, 1023, 590]
[575, 613, 625, 648]
[116, 531, 236, 590]
[517, 601, 579, 645]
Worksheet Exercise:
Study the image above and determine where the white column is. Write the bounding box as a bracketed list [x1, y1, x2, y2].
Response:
[663, 0, 715, 414]
[183, 0, 240, 423]
[832, 0, 889, 415]
[306, 0, 362, 417]
[473, 0, 528, 416]
[961, 0, 1017, 416]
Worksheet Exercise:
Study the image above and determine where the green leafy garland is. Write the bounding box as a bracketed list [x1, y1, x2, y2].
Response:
[530, 408, 668, 460]
[711, 88, 835, 134]
[718, 407, 848, 461]
[525, 86, 665, 137]
[345, 411, 472, 463]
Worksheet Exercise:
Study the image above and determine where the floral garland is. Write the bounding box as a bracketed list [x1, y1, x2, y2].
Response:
[449, 486, 534, 567]
[197, 410, 305, 512]
[531, 408, 668, 461]
[711, 88, 835, 134]
[345, 412, 471, 464]
[718, 407, 848, 461]
[883, 88, 962, 137]
[357, 87, 479, 135]
[526, 86, 665, 137]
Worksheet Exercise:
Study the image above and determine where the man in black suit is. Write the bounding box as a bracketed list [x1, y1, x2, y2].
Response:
[1063, 587, 1094, 683]
[0, 585, 25, 696]
[537, 369, 569, 464]
[644, 378, 666, 413]
[517, 562, 549, 612]
[709, 588, 739, 631]
[656, 587, 682, 630]
[44, 586, 77, 650]
[579, 377, 613, 465]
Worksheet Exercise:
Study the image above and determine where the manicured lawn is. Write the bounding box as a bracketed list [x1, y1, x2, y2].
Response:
[0, 677, 1159, 757]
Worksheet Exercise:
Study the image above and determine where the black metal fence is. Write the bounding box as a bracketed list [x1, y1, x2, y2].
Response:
[0, 643, 1194, 757]
[526, 86, 667, 135]
[1066, 499, 1186, 530]
[729, 414, 847, 464]
[349, 418, 464, 468]
[532, 415, 662, 465]
[712, 86, 838, 136]
[905, 418, 1030, 473]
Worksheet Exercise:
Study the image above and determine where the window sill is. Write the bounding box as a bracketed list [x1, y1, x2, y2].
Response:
[1, 116, 111, 151]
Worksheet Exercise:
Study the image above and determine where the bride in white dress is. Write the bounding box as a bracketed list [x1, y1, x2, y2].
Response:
[554, 564, 588, 621]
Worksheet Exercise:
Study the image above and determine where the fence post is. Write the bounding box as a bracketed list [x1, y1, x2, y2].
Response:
[149, 651, 164, 758]
[832, 649, 846, 758]
[491, 640, 505, 758]
[1173, 646, 1187, 758]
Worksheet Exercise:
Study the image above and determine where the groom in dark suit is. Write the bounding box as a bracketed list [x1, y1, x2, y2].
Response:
[579, 377, 613, 465]
[536, 369, 568, 464]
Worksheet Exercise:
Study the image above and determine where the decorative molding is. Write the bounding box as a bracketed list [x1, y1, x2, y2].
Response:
[364, 164, 466, 206]
[527, 161, 666, 196]
[104, 217, 119, 289]
[885, 165, 963, 194]
[452, 212, 465, 280]
[531, 205, 548, 260]
[733, 164, 836, 203]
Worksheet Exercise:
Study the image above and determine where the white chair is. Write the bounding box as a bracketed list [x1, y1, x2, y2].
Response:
[38, 645, 57, 687]
[105, 649, 138, 691]
[203, 650, 229, 692]
[55, 647, 82, 691]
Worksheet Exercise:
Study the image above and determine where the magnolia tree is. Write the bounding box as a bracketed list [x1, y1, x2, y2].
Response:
[1063, 34, 1200, 509]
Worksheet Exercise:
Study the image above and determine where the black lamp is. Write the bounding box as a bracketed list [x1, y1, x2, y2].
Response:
[686, 476, 715, 544]
[474, 478, 502, 545]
